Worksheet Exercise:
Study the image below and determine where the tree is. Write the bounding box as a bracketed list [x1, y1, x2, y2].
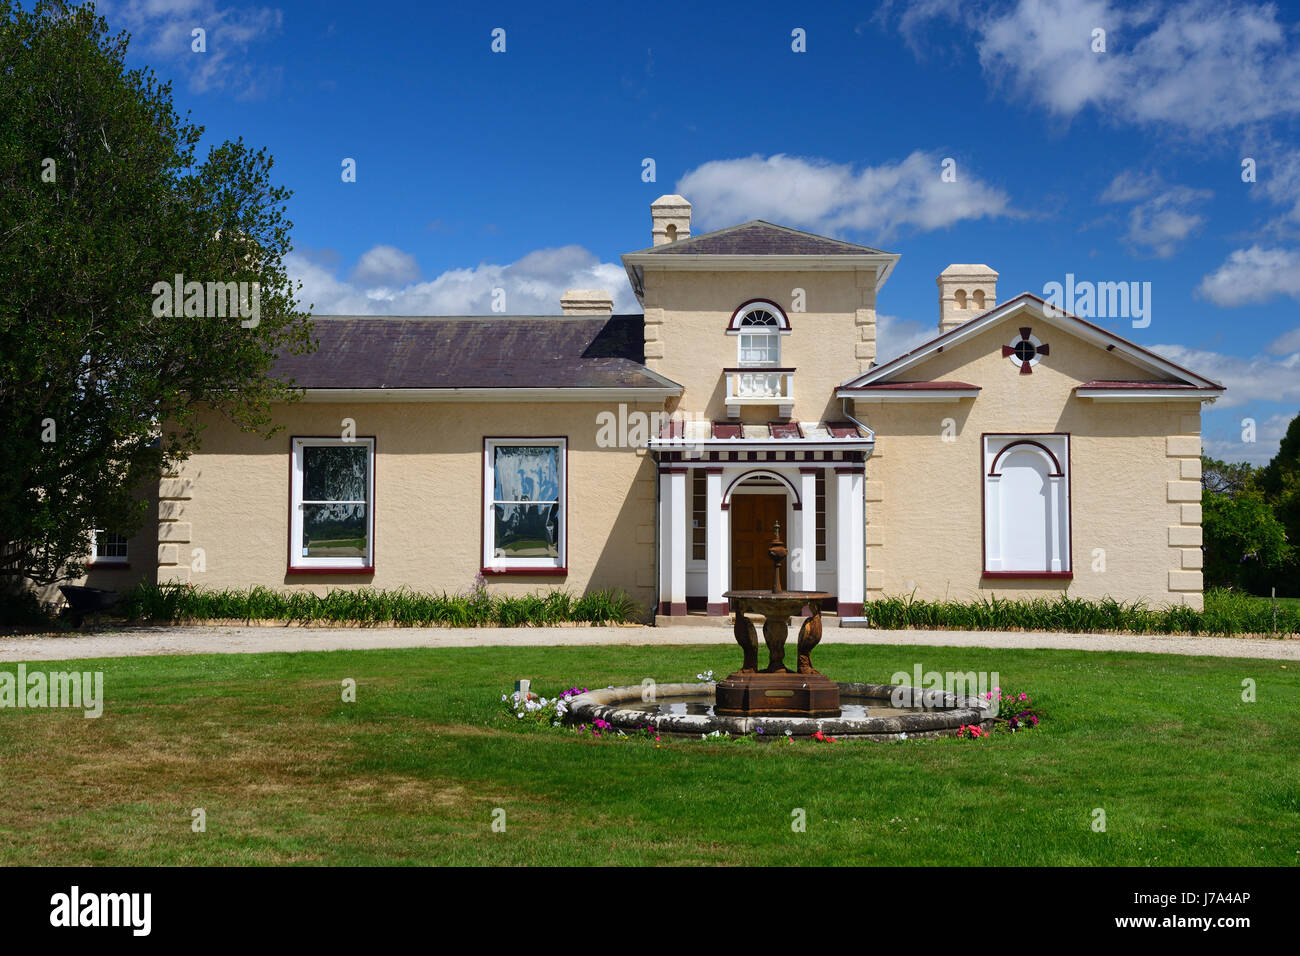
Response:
[1201, 487, 1291, 590]
[0, 1, 313, 586]
[1200, 455, 1254, 495]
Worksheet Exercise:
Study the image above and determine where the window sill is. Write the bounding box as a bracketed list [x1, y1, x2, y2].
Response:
[87, 562, 131, 570]
[286, 566, 375, 576]
[982, 571, 1073, 580]
[481, 566, 568, 577]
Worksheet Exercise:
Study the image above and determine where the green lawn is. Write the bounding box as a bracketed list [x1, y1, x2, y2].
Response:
[0, 643, 1296, 865]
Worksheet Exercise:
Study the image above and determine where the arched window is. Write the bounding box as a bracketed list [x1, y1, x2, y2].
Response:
[954, 289, 968, 309]
[972, 289, 985, 310]
[983, 435, 1070, 575]
[726, 300, 790, 367]
[666, 223, 677, 242]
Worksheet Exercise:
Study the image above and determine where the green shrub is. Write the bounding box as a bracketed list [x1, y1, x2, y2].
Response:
[118, 583, 642, 627]
[853, 589, 1297, 636]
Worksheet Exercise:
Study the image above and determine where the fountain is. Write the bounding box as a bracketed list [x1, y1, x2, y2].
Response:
[715, 522, 838, 717]
[562, 523, 997, 739]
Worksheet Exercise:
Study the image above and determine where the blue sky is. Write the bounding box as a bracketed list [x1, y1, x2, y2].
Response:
[92, 0, 1300, 463]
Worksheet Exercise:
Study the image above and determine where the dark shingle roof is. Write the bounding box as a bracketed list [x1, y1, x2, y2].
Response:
[630, 220, 890, 257]
[274, 315, 679, 390]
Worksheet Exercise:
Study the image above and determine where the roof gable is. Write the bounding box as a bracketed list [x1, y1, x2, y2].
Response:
[840, 293, 1224, 393]
[627, 220, 891, 257]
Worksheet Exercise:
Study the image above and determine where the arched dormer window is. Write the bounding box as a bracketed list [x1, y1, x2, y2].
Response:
[726, 300, 791, 367]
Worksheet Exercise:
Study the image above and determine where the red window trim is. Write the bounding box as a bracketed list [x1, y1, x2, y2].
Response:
[481, 436, 569, 574]
[981, 571, 1074, 580]
[480, 566, 568, 577]
[287, 435, 378, 573]
[980, 432, 1074, 578]
[285, 566, 376, 577]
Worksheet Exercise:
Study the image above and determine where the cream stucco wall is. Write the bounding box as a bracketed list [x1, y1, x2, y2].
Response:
[640, 267, 879, 421]
[856, 308, 1205, 610]
[160, 400, 661, 616]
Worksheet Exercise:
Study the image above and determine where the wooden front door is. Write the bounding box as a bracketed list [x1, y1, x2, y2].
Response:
[730, 494, 787, 590]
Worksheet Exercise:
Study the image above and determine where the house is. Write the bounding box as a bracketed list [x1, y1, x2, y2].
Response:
[79, 195, 1224, 618]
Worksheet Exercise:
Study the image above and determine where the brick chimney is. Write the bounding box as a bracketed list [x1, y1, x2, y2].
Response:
[651, 194, 692, 246]
[560, 289, 614, 315]
[937, 264, 997, 333]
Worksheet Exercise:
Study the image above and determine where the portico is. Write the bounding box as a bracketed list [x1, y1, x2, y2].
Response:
[650, 421, 870, 618]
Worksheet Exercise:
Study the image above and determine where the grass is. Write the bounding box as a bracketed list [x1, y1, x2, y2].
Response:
[0, 643, 1296, 865]
[115, 583, 643, 627]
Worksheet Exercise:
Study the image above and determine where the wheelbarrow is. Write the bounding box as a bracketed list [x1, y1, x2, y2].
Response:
[58, 585, 121, 628]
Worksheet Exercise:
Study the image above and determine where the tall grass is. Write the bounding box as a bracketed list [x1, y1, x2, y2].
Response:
[118, 584, 642, 627]
[855, 588, 1298, 636]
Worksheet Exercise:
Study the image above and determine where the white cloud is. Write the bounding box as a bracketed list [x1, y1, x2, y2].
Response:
[675, 152, 1015, 239]
[1266, 326, 1300, 356]
[875, 313, 937, 362]
[1203, 412, 1295, 465]
[1149, 343, 1300, 409]
[1121, 186, 1212, 258]
[1196, 246, 1300, 307]
[290, 244, 639, 316]
[1099, 172, 1210, 256]
[100, 0, 283, 97]
[1099, 170, 1162, 204]
[885, 0, 1300, 135]
[350, 245, 421, 288]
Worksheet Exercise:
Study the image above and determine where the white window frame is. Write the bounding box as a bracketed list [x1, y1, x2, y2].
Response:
[982, 434, 1071, 575]
[482, 437, 567, 573]
[90, 530, 129, 565]
[290, 436, 376, 570]
[727, 301, 791, 368]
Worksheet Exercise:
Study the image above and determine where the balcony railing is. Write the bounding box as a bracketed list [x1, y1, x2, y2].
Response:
[724, 367, 795, 418]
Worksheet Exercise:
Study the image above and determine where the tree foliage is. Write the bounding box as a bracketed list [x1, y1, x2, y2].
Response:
[1200, 412, 1300, 595]
[0, 1, 313, 585]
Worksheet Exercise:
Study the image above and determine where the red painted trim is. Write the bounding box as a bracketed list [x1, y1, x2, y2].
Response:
[286, 566, 375, 576]
[481, 567, 568, 577]
[706, 602, 728, 616]
[288, 434, 378, 574]
[982, 572, 1074, 580]
[845, 292, 1223, 392]
[988, 439, 1064, 477]
[726, 299, 791, 332]
[834, 465, 865, 474]
[481, 436, 569, 576]
[722, 469, 801, 509]
[838, 602, 864, 617]
[657, 601, 689, 616]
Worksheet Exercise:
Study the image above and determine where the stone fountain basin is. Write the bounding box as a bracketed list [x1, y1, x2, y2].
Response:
[565, 682, 995, 740]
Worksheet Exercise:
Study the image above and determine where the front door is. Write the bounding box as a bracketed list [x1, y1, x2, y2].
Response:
[730, 494, 787, 590]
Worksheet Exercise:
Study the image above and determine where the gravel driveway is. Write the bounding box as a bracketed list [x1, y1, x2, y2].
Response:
[0, 622, 1295, 662]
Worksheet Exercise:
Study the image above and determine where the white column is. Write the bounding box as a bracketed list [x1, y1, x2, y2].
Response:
[835, 467, 865, 616]
[1048, 476, 1062, 572]
[659, 468, 687, 615]
[796, 469, 818, 591]
[706, 469, 726, 614]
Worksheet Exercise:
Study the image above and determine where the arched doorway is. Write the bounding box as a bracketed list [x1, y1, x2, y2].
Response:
[727, 473, 792, 589]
